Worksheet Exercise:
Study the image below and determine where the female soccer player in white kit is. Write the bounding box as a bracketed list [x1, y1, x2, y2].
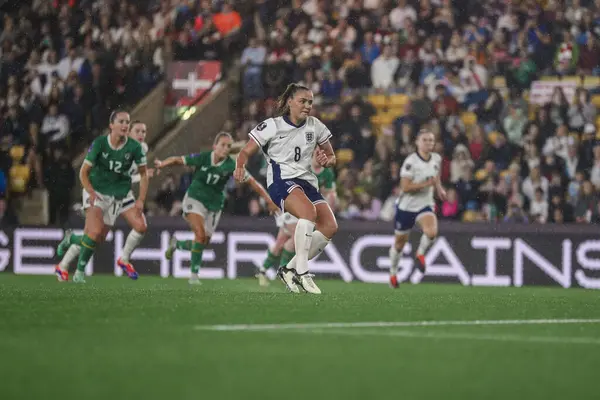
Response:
[234, 83, 338, 294]
[389, 129, 446, 288]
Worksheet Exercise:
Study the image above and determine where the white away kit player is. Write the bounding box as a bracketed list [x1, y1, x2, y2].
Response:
[389, 129, 447, 288]
[234, 83, 338, 294]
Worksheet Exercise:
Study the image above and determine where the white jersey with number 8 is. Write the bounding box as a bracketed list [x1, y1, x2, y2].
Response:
[249, 116, 332, 189]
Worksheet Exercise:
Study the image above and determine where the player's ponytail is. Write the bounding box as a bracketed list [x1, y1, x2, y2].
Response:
[276, 83, 310, 116]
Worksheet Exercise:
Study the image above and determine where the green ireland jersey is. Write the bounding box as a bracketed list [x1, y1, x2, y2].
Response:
[183, 151, 239, 212]
[84, 136, 146, 199]
[314, 167, 336, 191]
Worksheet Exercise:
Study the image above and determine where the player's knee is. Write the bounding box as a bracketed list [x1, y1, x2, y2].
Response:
[301, 205, 317, 222]
[321, 218, 338, 238]
[134, 220, 147, 235]
[423, 228, 437, 240]
[394, 234, 409, 249]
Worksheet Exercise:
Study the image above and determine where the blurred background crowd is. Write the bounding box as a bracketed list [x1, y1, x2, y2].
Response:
[2, 0, 600, 226]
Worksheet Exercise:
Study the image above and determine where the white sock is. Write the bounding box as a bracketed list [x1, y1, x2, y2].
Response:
[417, 234, 435, 256]
[287, 230, 330, 272]
[59, 245, 81, 270]
[290, 219, 315, 274]
[389, 247, 401, 276]
[121, 230, 145, 263]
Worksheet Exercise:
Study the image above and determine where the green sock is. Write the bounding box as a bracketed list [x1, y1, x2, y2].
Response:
[191, 242, 205, 274]
[176, 240, 192, 251]
[76, 235, 96, 272]
[262, 250, 280, 271]
[69, 234, 83, 246]
[280, 249, 295, 268]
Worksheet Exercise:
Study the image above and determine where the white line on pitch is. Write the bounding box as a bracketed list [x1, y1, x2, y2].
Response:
[194, 318, 600, 332]
[303, 328, 600, 345]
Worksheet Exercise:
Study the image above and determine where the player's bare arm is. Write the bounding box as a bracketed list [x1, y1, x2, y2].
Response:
[234, 140, 259, 182]
[136, 165, 149, 211]
[317, 141, 336, 168]
[246, 176, 280, 215]
[154, 156, 185, 169]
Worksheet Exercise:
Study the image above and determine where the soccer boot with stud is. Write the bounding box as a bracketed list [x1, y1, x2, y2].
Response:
[117, 257, 139, 280]
[277, 266, 300, 293]
[293, 272, 322, 294]
[56, 229, 72, 258]
[165, 237, 177, 260]
[389, 275, 399, 289]
[73, 270, 86, 283]
[256, 270, 270, 287]
[55, 265, 69, 282]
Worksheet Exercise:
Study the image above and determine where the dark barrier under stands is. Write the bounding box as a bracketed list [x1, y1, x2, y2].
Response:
[1, 217, 599, 289]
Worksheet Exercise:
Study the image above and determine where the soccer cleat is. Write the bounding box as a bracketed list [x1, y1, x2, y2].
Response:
[165, 237, 177, 260]
[256, 270, 270, 287]
[415, 254, 426, 273]
[55, 265, 69, 282]
[73, 270, 86, 283]
[117, 257, 139, 280]
[277, 267, 300, 293]
[189, 274, 202, 285]
[294, 272, 322, 294]
[389, 275, 399, 289]
[56, 229, 72, 258]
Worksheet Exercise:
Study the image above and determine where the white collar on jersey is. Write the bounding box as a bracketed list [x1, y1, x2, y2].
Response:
[283, 115, 307, 128]
[211, 151, 226, 167]
[108, 135, 128, 151]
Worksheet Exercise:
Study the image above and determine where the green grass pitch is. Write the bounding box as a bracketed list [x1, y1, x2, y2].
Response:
[1, 274, 599, 400]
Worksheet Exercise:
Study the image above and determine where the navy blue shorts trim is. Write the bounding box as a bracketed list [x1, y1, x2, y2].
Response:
[268, 178, 325, 211]
[394, 206, 434, 234]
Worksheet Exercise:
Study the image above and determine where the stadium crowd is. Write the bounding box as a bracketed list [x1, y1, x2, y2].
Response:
[3, 0, 600, 227]
[207, 0, 600, 225]
[0, 0, 169, 225]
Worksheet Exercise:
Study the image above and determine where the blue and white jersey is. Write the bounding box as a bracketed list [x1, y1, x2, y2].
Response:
[249, 116, 332, 189]
[397, 152, 441, 212]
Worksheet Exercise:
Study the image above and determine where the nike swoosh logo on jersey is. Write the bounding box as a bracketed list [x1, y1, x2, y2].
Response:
[201, 166, 208, 171]
[102, 153, 108, 158]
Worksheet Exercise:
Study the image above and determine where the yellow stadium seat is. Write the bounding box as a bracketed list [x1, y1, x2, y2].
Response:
[492, 76, 506, 89]
[596, 115, 600, 128]
[583, 76, 600, 88]
[9, 145, 25, 162]
[461, 112, 477, 127]
[475, 169, 488, 181]
[389, 94, 409, 107]
[488, 131, 500, 145]
[336, 149, 354, 165]
[462, 210, 478, 222]
[385, 108, 404, 118]
[9, 164, 30, 193]
[592, 95, 600, 108]
[378, 113, 396, 126]
[367, 94, 387, 108]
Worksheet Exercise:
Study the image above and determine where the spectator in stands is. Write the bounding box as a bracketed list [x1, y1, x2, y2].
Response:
[41, 103, 70, 148]
[241, 38, 267, 99]
[44, 147, 74, 227]
[371, 45, 399, 90]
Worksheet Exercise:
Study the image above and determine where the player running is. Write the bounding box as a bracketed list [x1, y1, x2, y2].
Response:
[55, 120, 153, 281]
[389, 129, 447, 289]
[235, 83, 338, 294]
[256, 149, 337, 287]
[55, 110, 148, 283]
[155, 132, 279, 285]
